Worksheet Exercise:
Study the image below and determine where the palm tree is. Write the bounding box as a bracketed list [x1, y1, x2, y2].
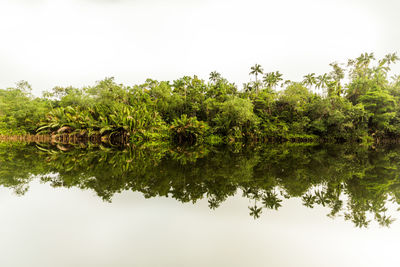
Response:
[329, 62, 345, 96]
[356, 52, 375, 68]
[250, 64, 263, 82]
[392, 75, 400, 87]
[315, 73, 330, 95]
[263, 71, 283, 90]
[283, 80, 292, 87]
[243, 82, 252, 93]
[209, 71, 221, 84]
[302, 73, 316, 91]
[250, 64, 263, 93]
[384, 52, 399, 66]
[378, 53, 400, 71]
[274, 71, 283, 86]
[253, 80, 263, 93]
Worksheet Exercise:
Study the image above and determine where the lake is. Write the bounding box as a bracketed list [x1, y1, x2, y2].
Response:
[0, 142, 399, 266]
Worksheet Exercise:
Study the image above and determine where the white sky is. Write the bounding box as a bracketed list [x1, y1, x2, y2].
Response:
[0, 0, 399, 95]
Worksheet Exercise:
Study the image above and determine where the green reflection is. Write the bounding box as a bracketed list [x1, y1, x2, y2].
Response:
[1, 142, 400, 228]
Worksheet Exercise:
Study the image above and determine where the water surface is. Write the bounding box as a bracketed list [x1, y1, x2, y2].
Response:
[0, 142, 399, 266]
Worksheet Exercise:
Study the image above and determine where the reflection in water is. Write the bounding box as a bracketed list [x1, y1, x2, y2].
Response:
[1, 142, 400, 228]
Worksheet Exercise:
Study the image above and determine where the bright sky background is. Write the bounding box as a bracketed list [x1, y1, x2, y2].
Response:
[0, 0, 399, 96]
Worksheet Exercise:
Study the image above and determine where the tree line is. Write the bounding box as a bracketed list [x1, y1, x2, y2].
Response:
[1, 52, 400, 145]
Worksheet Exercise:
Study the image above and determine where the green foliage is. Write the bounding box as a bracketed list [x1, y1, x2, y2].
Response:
[170, 115, 209, 144]
[1, 142, 400, 227]
[359, 86, 396, 135]
[2, 52, 400, 144]
[0, 82, 51, 134]
[212, 96, 259, 139]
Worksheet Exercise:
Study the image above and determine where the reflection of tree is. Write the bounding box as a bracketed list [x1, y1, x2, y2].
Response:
[249, 203, 262, 219]
[302, 193, 317, 208]
[0, 143, 44, 195]
[262, 191, 282, 210]
[1, 142, 400, 227]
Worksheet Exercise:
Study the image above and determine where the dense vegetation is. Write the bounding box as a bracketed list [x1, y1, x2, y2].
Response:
[1, 141, 400, 228]
[1, 52, 400, 145]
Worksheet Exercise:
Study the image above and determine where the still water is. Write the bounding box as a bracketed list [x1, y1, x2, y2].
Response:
[1, 142, 400, 266]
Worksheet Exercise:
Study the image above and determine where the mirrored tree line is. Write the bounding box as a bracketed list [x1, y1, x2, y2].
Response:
[1, 142, 400, 227]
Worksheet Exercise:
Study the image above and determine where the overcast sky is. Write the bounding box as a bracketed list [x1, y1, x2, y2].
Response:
[0, 0, 399, 95]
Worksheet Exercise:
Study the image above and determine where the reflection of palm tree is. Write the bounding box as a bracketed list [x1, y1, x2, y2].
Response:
[375, 213, 395, 227]
[345, 211, 370, 228]
[327, 199, 343, 218]
[249, 204, 262, 219]
[262, 191, 282, 210]
[302, 193, 316, 208]
[315, 190, 329, 207]
[208, 196, 221, 210]
[242, 187, 261, 199]
[242, 187, 253, 198]
[326, 187, 343, 218]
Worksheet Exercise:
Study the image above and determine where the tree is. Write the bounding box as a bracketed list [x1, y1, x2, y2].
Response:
[384, 52, 399, 66]
[329, 62, 345, 97]
[209, 71, 221, 84]
[359, 85, 396, 135]
[250, 64, 264, 93]
[302, 73, 316, 92]
[0, 82, 51, 134]
[357, 52, 375, 68]
[250, 64, 264, 82]
[243, 82, 252, 93]
[212, 96, 259, 136]
[263, 71, 283, 90]
[315, 74, 330, 95]
[391, 75, 400, 88]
